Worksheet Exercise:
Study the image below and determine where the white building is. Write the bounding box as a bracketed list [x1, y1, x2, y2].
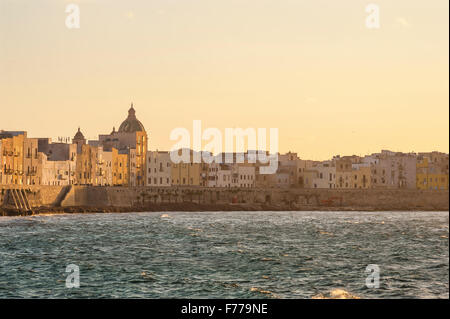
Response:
[311, 161, 336, 189]
[369, 151, 417, 189]
[146, 151, 172, 187]
[208, 163, 232, 187]
[231, 165, 255, 188]
[36, 140, 77, 186]
[39, 153, 76, 186]
[96, 147, 113, 186]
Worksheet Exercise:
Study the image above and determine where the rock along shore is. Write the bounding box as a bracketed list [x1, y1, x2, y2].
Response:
[1, 202, 447, 217]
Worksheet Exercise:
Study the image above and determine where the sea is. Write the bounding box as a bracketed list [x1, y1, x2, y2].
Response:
[0, 211, 448, 298]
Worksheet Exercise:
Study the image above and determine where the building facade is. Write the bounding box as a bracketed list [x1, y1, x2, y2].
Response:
[0, 131, 26, 185]
[98, 104, 148, 187]
[416, 154, 449, 190]
[147, 151, 172, 187]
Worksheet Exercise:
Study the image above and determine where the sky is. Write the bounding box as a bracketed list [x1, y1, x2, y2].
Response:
[0, 0, 448, 160]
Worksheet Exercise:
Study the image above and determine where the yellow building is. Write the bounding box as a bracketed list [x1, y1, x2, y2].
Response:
[75, 144, 98, 185]
[0, 131, 25, 185]
[352, 166, 371, 189]
[171, 162, 208, 186]
[112, 148, 128, 186]
[23, 137, 40, 185]
[170, 149, 208, 186]
[99, 105, 148, 186]
[134, 130, 148, 186]
[416, 157, 449, 190]
[335, 158, 353, 189]
[302, 169, 319, 188]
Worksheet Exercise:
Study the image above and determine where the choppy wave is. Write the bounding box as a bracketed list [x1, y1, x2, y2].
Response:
[0, 211, 448, 298]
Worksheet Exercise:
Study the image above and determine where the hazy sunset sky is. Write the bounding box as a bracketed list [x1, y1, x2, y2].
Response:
[0, 0, 448, 160]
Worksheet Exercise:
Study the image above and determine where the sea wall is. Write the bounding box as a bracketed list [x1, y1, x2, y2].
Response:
[1, 185, 448, 211]
[61, 186, 449, 211]
[0, 185, 65, 207]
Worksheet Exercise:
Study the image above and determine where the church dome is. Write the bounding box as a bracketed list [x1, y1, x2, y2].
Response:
[118, 104, 146, 133]
[73, 127, 85, 140]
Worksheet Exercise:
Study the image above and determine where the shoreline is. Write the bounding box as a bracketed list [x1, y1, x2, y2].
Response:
[1, 203, 448, 216]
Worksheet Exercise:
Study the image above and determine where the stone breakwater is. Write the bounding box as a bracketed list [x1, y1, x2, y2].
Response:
[0, 185, 448, 215]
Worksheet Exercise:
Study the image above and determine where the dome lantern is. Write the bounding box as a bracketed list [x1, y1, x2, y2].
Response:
[118, 103, 146, 133]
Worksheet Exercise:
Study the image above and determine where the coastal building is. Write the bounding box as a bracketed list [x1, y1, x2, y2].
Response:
[0, 140, 2, 184]
[72, 127, 87, 154]
[38, 139, 77, 163]
[311, 161, 336, 189]
[352, 164, 371, 189]
[72, 128, 96, 185]
[37, 139, 77, 185]
[147, 151, 171, 187]
[231, 164, 255, 188]
[23, 137, 40, 185]
[272, 170, 291, 188]
[416, 154, 449, 190]
[208, 163, 234, 188]
[335, 157, 354, 189]
[0, 131, 26, 185]
[112, 148, 128, 186]
[207, 162, 220, 187]
[128, 148, 137, 187]
[75, 144, 99, 186]
[418, 152, 449, 174]
[296, 160, 317, 188]
[278, 152, 301, 186]
[100, 150, 113, 186]
[39, 152, 76, 186]
[172, 162, 208, 186]
[98, 104, 148, 186]
[171, 149, 208, 187]
[301, 169, 317, 188]
[217, 165, 232, 188]
[370, 151, 416, 189]
[94, 147, 114, 186]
